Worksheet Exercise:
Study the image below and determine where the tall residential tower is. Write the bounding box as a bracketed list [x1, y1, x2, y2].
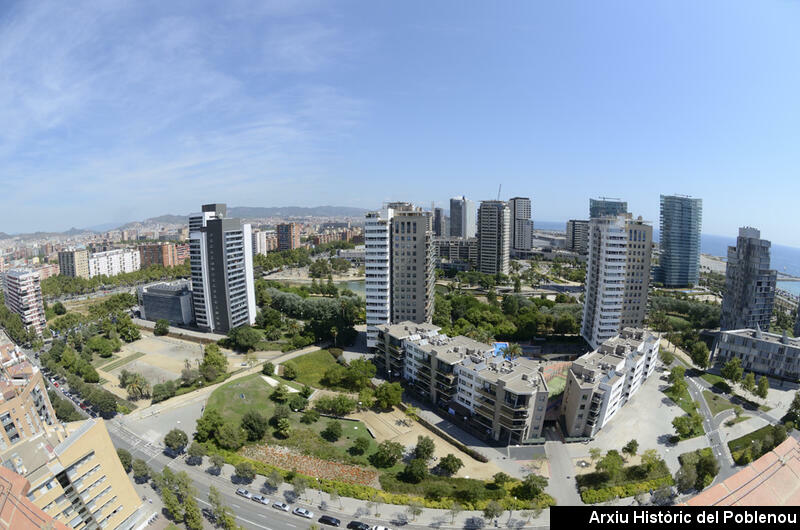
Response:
[656, 195, 702, 287]
[509, 197, 533, 251]
[449, 196, 477, 239]
[3, 270, 46, 336]
[477, 201, 511, 275]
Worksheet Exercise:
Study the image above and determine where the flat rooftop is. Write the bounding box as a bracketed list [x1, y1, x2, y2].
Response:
[722, 328, 800, 348]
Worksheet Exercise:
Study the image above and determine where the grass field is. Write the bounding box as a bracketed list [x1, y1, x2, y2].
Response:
[283, 349, 339, 388]
[727, 424, 784, 463]
[703, 390, 736, 416]
[664, 384, 699, 416]
[547, 375, 566, 397]
[93, 354, 120, 368]
[101, 352, 146, 372]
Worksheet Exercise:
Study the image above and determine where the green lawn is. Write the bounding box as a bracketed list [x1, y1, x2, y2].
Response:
[724, 415, 750, 427]
[547, 375, 566, 397]
[664, 384, 698, 415]
[101, 352, 146, 372]
[92, 354, 120, 368]
[701, 372, 732, 393]
[666, 315, 692, 331]
[727, 424, 787, 464]
[703, 391, 735, 416]
[283, 349, 339, 388]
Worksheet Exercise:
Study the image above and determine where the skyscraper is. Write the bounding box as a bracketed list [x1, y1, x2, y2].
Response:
[566, 220, 590, 254]
[364, 203, 435, 350]
[477, 200, 511, 275]
[589, 197, 627, 219]
[656, 195, 702, 287]
[188, 203, 256, 334]
[720, 227, 777, 331]
[277, 223, 301, 251]
[3, 269, 46, 336]
[509, 197, 533, 251]
[449, 196, 477, 238]
[581, 214, 652, 348]
[433, 207, 445, 237]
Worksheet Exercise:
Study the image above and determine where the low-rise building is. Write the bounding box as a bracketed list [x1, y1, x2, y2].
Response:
[88, 249, 141, 278]
[137, 281, 194, 326]
[561, 328, 659, 438]
[714, 328, 800, 381]
[433, 237, 478, 271]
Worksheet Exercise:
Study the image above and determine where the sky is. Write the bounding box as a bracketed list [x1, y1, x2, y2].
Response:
[1, 1, 800, 246]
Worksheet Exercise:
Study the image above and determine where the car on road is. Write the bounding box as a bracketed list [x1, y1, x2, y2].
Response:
[293, 507, 314, 519]
[347, 523, 370, 530]
[319, 515, 341, 527]
[235, 488, 252, 499]
[371, 526, 393, 530]
[272, 501, 290, 512]
[251, 494, 269, 505]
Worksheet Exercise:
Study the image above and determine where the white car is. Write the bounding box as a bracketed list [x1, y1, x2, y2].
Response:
[251, 494, 269, 505]
[371, 526, 393, 530]
[272, 502, 290, 512]
[235, 488, 252, 499]
[293, 507, 314, 519]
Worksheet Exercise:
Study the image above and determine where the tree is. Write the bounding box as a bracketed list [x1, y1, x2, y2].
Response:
[262, 362, 274, 376]
[187, 442, 206, 464]
[414, 435, 435, 462]
[292, 476, 308, 501]
[117, 448, 132, 473]
[235, 461, 256, 482]
[154, 319, 170, 336]
[518, 473, 548, 499]
[53, 301, 66, 315]
[352, 437, 370, 455]
[276, 417, 291, 438]
[404, 458, 428, 483]
[210, 454, 226, 473]
[271, 383, 290, 403]
[209, 486, 237, 530]
[439, 454, 464, 476]
[301, 409, 320, 424]
[483, 500, 504, 525]
[132, 459, 151, 482]
[164, 429, 188, 453]
[589, 447, 602, 464]
[757, 375, 770, 399]
[596, 450, 624, 481]
[374, 382, 403, 409]
[659, 349, 675, 366]
[404, 405, 420, 425]
[301, 384, 314, 399]
[501, 343, 523, 359]
[371, 440, 403, 468]
[407, 499, 424, 521]
[195, 409, 223, 442]
[623, 439, 639, 458]
[241, 410, 269, 441]
[690, 341, 710, 369]
[125, 372, 151, 400]
[345, 358, 377, 390]
[672, 412, 703, 438]
[200, 343, 228, 382]
[264, 470, 283, 491]
[215, 422, 245, 451]
[675, 464, 698, 493]
[721, 358, 743, 384]
[668, 365, 686, 384]
[322, 421, 343, 442]
[228, 325, 263, 352]
[742, 372, 757, 394]
[282, 363, 297, 380]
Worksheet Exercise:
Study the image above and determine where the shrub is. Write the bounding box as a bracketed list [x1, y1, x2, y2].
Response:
[282, 364, 297, 380]
[262, 362, 274, 376]
[154, 319, 170, 336]
[301, 409, 320, 424]
[322, 421, 343, 442]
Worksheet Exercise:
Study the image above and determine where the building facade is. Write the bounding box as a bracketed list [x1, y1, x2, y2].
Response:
[433, 237, 478, 271]
[3, 270, 46, 336]
[365, 208, 393, 349]
[88, 249, 141, 278]
[509, 197, 533, 252]
[390, 205, 435, 325]
[565, 220, 590, 254]
[655, 195, 702, 287]
[137, 281, 194, 326]
[477, 200, 511, 275]
[188, 203, 256, 333]
[449, 196, 477, 239]
[57, 250, 89, 279]
[621, 217, 653, 329]
[714, 328, 800, 381]
[720, 227, 777, 331]
[138, 243, 179, 268]
[433, 208, 445, 237]
[277, 223, 301, 251]
[562, 328, 659, 437]
[589, 198, 627, 219]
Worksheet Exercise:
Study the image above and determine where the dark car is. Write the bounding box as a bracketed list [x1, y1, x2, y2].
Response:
[319, 515, 341, 527]
[347, 522, 370, 530]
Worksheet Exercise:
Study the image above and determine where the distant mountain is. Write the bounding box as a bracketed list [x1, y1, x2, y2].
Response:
[0, 232, 10, 240]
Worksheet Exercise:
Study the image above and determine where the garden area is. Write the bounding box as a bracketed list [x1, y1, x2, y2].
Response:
[577, 448, 673, 504]
[728, 423, 789, 465]
[662, 365, 704, 441]
[675, 448, 719, 492]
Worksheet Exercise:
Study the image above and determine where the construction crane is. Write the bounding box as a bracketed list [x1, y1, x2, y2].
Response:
[497, 184, 502, 201]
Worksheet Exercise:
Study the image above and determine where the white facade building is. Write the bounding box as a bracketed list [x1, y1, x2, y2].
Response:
[365, 207, 394, 349]
[3, 269, 46, 336]
[87, 249, 141, 278]
[509, 197, 533, 251]
[251, 229, 269, 256]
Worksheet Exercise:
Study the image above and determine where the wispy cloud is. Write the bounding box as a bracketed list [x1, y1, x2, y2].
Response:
[0, 0, 364, 231]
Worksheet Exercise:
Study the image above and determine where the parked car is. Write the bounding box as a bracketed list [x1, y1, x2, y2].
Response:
[251, 495, 269, 505]
[347, 523, 370, 530]
[371, 526, 393, 530]
[235, 488, 252, 499]
[293, 507, 314, 519]
[272, 502, 290, 512]
[319, 515, 341, 527]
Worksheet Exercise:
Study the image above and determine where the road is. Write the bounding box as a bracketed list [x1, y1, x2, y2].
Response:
[683, 374, 738, 481]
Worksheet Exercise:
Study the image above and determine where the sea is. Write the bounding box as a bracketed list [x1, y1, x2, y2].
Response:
[535, 220, 800, 296]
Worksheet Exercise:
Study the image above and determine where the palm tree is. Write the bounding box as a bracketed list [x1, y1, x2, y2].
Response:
[126, 373, 151, 400]
[502, 343, 523, 360]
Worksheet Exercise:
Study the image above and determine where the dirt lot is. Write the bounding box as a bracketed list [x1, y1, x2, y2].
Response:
[350, 408, 504, 480]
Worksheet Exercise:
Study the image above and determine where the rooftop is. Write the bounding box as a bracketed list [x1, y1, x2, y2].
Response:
[722, 328, 800, 348]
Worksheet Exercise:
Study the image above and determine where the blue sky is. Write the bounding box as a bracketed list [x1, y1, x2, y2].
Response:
[2, 1, 800, 246]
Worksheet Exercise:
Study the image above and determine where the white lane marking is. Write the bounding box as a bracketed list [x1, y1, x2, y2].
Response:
[195, 498, 273, 530]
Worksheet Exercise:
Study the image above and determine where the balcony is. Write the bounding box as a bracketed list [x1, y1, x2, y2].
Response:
[475, 386, 496, 399]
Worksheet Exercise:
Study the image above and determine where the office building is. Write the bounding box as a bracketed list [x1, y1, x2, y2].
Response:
[477, 201, 511, 275]
[509, 197, 533, 251]
[449, 196, 477, 239]
[277, 223, 301, 251]
[566, 220, 590, 254]
[57, 250, 89, 279]
[88, 249, 141, 278]
[137, 281, 194, 326]
[581, 214, 652, 349]
[138, 243, 179, 268]
[714, 328, 800, 381]
[562, 328, 659, 438]
[589, 197, 627, 219]
[433, 237, 478, 271]
[5, 419, 146, 530]
[433, 207, 445, 237]
[655, 195, 702, 287]
[3, 270, 46, 336]
[376, 322, 549, 444]
[720, 227, 777, 331]
[188, 203, 256, 334]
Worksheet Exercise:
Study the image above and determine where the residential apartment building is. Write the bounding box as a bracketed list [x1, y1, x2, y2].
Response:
[565, 220, 590, 255]
[714, 328, 800, 381]
[188, 203, 256, 334]
[477, 200, 511, 275]
[433, 237, 478, 271]
[589, 198, 627, 219]
[57, 250, 89, 279]
[277, 223, 301, 251]
[138, 243, 179, 268]
[449, 196, 477, 239]
[0, 351, 56, 450]
[5, 419, 146, 530]
[433, 207, 446, 237]
[390, 205, 435, 325]
[376, 322, 549, 444]
[720, 227, 777, 331]
[175, 243, 190, 264]
[87, 249, 141, 278]
[3, 269, 46, 336]
[364, 208, 394, 349]
[655, 195, 702, 287]
[0, 466, 70, 529]
[562, 328, 659, 437]
[509, 197, 533, 252]
[581, 214, 652, 349]
[137, 281, 194, 326]
[35, 263, 60, 281]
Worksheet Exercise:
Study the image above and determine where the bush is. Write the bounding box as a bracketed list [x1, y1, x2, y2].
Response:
[282, 364, 297, 380]
[262, 362, 274, 376]
[154, 319, 170, 336]
[322, 421, 343, 442]
[580, 477, 674, 504]
[301, 409, 320, 424]
[351, 437, 370, 455]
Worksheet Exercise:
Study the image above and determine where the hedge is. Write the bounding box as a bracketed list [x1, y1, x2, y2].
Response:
[580, 477, 674, 504]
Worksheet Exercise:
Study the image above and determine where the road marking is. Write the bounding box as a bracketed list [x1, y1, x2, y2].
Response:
[196, 498, 273, 530]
